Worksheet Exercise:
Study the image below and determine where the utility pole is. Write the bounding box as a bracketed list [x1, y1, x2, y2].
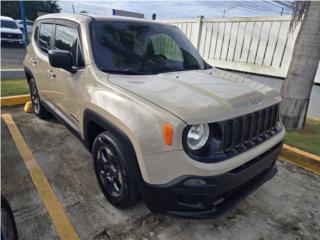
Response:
[152, 13, 156, 20]
[19, 0, 28, 46]
[281, 7, 284, 16]
[222, 3, 242, 18]
[72, 3, 75, 14]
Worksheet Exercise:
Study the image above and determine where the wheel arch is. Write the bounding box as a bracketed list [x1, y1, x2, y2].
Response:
[83, 109, 133, 153]
[24, 66, 33, 83]
[83, 109, 145, 185]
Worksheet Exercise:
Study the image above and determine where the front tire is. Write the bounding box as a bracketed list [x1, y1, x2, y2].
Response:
[28, 78, 51, 119]
[1, 196, 18, 240]
[92, 131, 139, 208]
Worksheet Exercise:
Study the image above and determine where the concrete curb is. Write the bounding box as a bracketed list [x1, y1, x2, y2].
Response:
[310, 117, 320, 122]
[280, 144, 320, 175]
[1, 94, 30, 107]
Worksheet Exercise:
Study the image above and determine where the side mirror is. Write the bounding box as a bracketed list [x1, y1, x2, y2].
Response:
[48, 50, 76, 73]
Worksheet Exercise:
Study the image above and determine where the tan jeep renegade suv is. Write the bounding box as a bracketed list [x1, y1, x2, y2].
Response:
[24, 13, 285, 218]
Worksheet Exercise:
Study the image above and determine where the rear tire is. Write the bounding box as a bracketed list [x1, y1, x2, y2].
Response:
[92, 131, 139, 208]
[28, 78, 51, 119]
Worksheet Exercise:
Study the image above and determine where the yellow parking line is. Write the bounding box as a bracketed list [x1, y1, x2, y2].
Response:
[2, 113, 80, 240]
[1, 95, 31, 107]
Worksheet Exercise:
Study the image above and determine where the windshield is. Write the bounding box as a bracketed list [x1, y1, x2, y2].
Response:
[1, 20, 18, 29]
[91, 21, 211, 75]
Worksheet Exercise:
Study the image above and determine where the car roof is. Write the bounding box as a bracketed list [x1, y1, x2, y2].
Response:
[0, 16, 15, 21]
[37, 13, 164, 25]
[16, 19, 33, 22]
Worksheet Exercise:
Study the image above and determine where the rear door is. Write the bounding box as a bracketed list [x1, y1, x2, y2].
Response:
[48, 22, 85, 131]
[28, 22, 55, 102]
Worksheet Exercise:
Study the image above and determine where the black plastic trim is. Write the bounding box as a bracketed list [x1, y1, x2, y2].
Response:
[82, 109, 134, 152]
[140, 142, 282, 219]
[82, 109, 146, 194]
[24, 66, 33, 82]
[41, 101, 84, 145]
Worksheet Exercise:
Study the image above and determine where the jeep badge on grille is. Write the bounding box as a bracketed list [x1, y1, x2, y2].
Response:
[248, 98, 262, 108]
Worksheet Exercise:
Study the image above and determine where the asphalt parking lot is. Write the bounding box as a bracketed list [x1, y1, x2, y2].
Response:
[1, 46, 26, 69]
[1, 106, 320, 240]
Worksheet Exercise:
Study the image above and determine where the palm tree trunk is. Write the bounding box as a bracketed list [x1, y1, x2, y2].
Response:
[280, 1, 320, 130]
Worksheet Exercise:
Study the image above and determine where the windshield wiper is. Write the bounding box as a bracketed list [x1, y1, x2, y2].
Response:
[99, 68, 145, 75]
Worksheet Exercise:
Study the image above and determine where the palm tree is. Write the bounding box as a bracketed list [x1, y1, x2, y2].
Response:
[280, 1, 320, 130]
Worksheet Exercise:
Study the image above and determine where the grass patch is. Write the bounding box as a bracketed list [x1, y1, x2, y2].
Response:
[1, 79, 29, 97]
[284, 119, 320, 156]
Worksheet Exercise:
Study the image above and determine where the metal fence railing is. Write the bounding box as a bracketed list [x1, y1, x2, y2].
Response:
[161, 16, 320, 83]
[2, 1, 318, 82]
[58, 1, 112, 16]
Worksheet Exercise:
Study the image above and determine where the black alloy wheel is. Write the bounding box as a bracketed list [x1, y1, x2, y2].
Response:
[96, 144, 123, 198]
[29, 78, 40, 114]
[93, 131, 139, 208]
[27, 78, 51, 119]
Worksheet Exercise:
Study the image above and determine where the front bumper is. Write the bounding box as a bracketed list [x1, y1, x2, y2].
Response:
[1, 38, 24, 45]
[140, 142, 282, 219]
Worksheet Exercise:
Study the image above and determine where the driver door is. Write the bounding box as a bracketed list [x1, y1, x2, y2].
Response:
[48, 22, 85, 131]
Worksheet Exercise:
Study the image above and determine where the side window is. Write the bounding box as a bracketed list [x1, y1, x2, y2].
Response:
[38, 23, 54, 54]
[54, 25, 84, 68]
[33, 24, 39, 42]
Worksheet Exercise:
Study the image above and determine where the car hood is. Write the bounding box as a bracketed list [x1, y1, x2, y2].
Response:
[0, 27, 22, 34]
[108, 69, 281, 124]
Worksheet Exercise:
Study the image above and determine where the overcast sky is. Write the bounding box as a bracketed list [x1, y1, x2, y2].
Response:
[59, 0, 293, 20]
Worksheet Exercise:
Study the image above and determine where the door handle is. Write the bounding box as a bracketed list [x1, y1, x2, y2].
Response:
[31, 58, 37, 65]
[47, 70, 56, 78]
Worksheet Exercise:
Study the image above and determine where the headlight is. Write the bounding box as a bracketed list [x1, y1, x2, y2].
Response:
[187, 123, 210, 151]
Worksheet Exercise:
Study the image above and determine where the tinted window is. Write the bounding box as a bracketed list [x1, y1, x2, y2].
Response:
[1, 20, 18, 29]
[54, 25, 84, 67]
[151, 34, 183, 62]
[33, 24, 39, 41]
[38, 23, 54, 54]
[91, 21, 210, 75]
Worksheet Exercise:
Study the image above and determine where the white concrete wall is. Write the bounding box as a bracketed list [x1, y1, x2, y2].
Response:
[161, 16, 320, 84]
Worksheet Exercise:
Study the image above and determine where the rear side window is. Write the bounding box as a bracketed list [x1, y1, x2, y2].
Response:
[54, 25, 84, 67]
[38, 23, 54, 54]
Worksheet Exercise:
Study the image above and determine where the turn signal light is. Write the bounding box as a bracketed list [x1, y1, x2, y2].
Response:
[163, 123, 173, 145]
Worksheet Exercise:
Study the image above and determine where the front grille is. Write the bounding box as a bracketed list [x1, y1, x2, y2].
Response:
[218, 104, 280, 155]
[1, 32, 23, 39]
[183, 104, 281, 163]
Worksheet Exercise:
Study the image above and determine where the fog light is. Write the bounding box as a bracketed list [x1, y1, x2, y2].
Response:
[184, 178, 206, 186]
[275, 121, 282, 131]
